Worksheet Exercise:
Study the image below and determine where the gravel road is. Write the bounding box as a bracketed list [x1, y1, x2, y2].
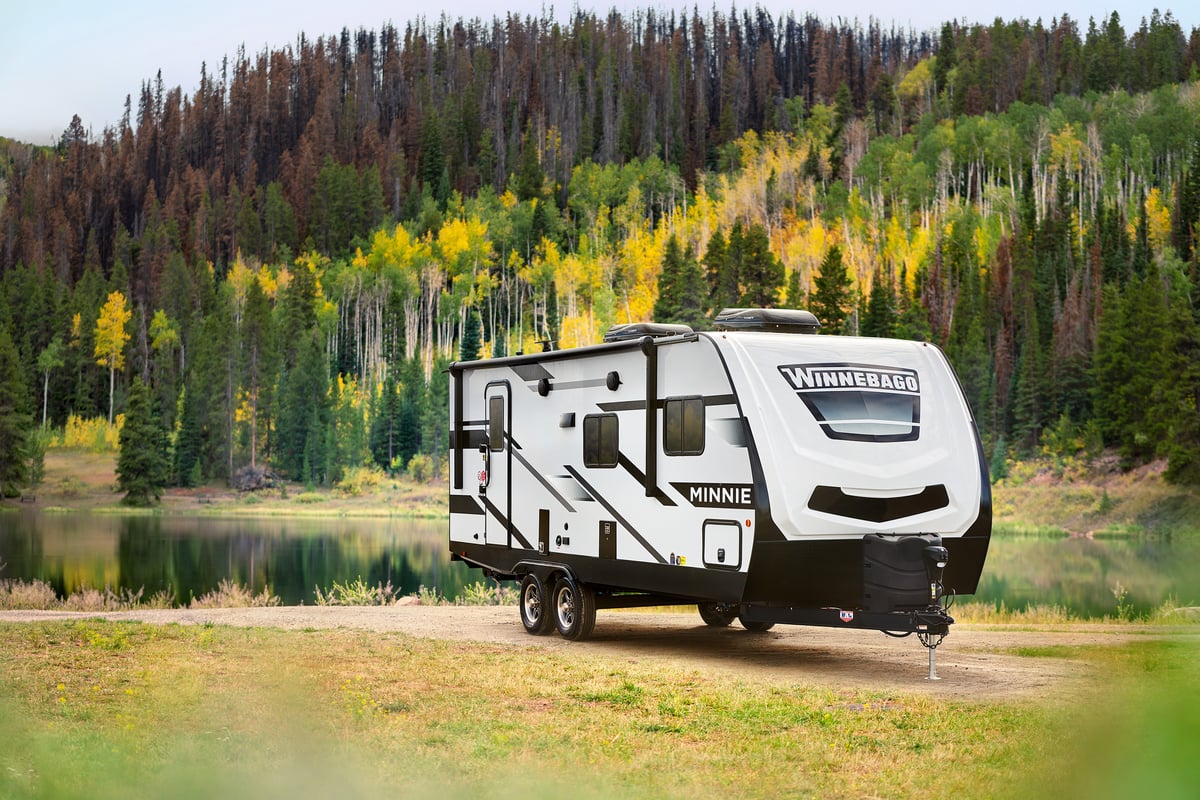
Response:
[5, 605, 1189, 700]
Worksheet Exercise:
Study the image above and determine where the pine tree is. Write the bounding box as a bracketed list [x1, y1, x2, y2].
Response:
[459, 307, 482, 361]
[396, 357, 424, 466]
[653, 236, 709, 328]
[894, 275, 933, 342]
[674, 242, 709, 329]
[370, 374, 402, 471]
[278, 329, 330, 481]
[861, 268, 898, 337]
[737, 223, 785, 308]
[1173, 129, 1200, 266]
[784, 268, 804, 308]
[809, 245, 853, 333]
[933, 23, 957, 106]
[117, 376, 167, 506]
[0, 327, 31, 499]
[717, 223, 746, 312]
[173, 382, 203, 487]
[1010, 317, 1046, 456]
[240, 278, 274, 468]
[515, 127, 546, 203]
[654, 235, 686, 322]
[703, 227, 730, 315]
[421, 354, 451, 472]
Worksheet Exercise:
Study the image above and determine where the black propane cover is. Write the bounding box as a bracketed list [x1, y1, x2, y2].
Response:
[862, 533, 944, 612]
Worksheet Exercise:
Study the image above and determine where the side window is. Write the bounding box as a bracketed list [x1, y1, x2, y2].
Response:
[488, 396, 505, 451]
[583, 413, 619, 468]
[664, 396, 705, 455]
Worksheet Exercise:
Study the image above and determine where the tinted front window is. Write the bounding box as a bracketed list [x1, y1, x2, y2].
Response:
[800, 391, 919, 441]
[778, 362, 922, 443]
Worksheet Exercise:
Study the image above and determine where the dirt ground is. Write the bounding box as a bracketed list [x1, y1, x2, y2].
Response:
[2, 605, 1189, 701]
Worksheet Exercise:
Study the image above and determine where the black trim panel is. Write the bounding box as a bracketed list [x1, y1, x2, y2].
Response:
[742, 530, 991, 607]
[450, 494, 485, 515]
[450, 543, 746, 603]
[808, 484, 949, 523]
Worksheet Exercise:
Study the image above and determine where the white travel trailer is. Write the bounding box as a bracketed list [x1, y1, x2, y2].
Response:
[448, 308, 990, 665]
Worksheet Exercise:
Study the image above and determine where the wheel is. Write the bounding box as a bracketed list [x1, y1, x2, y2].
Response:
[698, 602, 738, 627]
[738, 613, 775, 632]
[518, 574, 555, 635]
[552, 577, 596, 641]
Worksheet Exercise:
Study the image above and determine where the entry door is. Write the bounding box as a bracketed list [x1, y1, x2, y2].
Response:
[483, 383, 511, 546]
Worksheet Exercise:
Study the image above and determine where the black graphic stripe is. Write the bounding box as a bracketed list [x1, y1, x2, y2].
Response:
[482, 496, 535, 550]
[511, 363, 553, 382]
[564, 466, 667, 564]
[511, 446, 577, 512]
[450, 494, 485, 515]
[617, 451, 676, 506]
[597, 393, 738, 412]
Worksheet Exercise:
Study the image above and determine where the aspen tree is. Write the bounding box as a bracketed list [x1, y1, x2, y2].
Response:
[94, 291, 132, 425]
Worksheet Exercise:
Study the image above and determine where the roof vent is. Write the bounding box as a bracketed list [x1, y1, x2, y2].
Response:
[714, 308, 821, 334]
[603, 322, 693, 343]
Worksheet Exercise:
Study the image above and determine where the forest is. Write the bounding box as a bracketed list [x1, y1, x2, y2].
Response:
[1, 5, 1200, 498]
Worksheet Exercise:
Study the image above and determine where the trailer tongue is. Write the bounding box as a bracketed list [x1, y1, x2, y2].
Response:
[449, 308, 990, 677]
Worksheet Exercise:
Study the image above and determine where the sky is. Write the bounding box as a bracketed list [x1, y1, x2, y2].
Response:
[1, 1, 1196, 145]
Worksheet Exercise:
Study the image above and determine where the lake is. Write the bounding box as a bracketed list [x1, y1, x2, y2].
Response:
[1, 513, 1197, 616]
[0, 513, 476, 606]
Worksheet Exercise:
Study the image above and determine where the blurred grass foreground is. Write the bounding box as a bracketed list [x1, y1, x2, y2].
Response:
[0, 619, 1197, 800]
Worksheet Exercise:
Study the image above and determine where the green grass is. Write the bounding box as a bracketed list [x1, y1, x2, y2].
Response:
[0, 621, 1196, 799]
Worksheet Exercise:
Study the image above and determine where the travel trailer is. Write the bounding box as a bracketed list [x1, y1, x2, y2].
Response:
[447, 308, 990, 668]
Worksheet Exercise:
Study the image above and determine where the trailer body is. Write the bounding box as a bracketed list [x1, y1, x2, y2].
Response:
[448, 312, 989, 644]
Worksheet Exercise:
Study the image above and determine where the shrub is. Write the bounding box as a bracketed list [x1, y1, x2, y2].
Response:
[189, 579, 279, 608]
[0, 578, 59, 609]
[57, 414, 122, 452]
[337, 465, 386, 496]
[407, 453, 434, 483]
[455, 580, 518, 606]
[0, 579, 174, 611]
[315, 577, 399, 606]
[57, 476, 86, 498]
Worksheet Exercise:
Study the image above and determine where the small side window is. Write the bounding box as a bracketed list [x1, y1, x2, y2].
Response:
[488, 396, 505, 451]
[583, 413, 619, 468]
[664, 397, 705, 455]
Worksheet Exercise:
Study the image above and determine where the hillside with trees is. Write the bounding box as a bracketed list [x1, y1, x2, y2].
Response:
[1, 6, 1199, 495]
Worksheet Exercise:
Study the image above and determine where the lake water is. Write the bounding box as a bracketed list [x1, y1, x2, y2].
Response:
[1, 513, 1197, 616]
[0, 513, 476, 606]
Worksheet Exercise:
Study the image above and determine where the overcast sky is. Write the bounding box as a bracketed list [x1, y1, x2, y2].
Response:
[1, 1, 1195, 145]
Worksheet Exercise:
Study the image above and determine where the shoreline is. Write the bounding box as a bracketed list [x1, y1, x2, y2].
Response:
[8, 449, 1200, 534]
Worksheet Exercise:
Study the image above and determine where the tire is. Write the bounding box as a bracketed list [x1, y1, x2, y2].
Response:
[697, 602, 738, 627]
[552, 577, 596, 641]
[738, 614, 775, 633]
[518, 574, 555, 635]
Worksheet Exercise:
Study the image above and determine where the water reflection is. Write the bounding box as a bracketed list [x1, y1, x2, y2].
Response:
[0, 513, 476, 605]
[973, 527, 1200, 617]
[2, 514, 1197, 616]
